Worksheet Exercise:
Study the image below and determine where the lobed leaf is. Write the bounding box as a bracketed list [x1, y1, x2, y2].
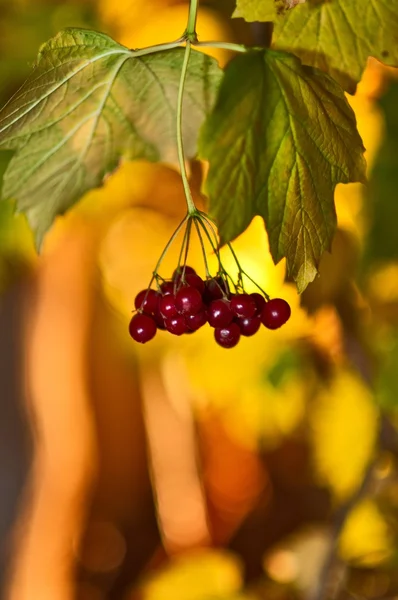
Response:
[199, 49, 366, 292]
[0, 28, 222, 247]
[233, 0, 305, 22]
[272, 0, 398, 92]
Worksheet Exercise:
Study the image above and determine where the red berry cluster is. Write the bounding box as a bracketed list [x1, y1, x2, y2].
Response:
[129, 266, 291, 348]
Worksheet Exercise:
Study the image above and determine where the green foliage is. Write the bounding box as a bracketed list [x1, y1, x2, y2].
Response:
[270, 0, 398, 92]
[233, 0, 304, 21]
[365, 82, 398, 266]
[199, 49, 366, 291]
[0, 28, 222, 248]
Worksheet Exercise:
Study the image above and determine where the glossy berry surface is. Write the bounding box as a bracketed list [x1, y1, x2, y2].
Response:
[129, 313, 157, 343]
[214, 323, 241, 348]
[134, 289, 159, 314]
[175, 286, 203, 315]
[230, 294, 256, 318]
[261, 298, 291, 329]
[165, 315, 187, 336]
[236, 315, 261, 337]
[159, 294, 178, 319]
[160, 281, 175, 296]
[203, 277, 229, 303]
[172, 265, 197, 280]
[207, 299, 233, 328]
[250, 293, 266, 315]
[186, 310, 207, 331]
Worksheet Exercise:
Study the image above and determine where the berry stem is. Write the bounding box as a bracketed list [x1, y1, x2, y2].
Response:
[193, 41, 246, 53]
[195, 216, 223, 271]
[176, 40, 198, 216]
[147, 215, 189, 291]
[185, 0, 199, 40]
[193, 218, 211, 277]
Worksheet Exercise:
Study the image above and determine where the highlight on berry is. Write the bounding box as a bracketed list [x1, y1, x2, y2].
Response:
[128, 212, 291, 349]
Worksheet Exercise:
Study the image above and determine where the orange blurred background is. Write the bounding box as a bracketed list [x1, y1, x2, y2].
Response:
[1, 2, 398, 600]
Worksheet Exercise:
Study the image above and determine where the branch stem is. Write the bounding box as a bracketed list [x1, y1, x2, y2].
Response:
[176, 40, 197, 215]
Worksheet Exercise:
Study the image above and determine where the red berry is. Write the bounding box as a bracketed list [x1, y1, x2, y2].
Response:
[203, 277, 229, 303]
[175, 286, 203, 315]
[165, 315, 187, 336]
[250, 292, 266, 315]
[236, 315, 261, 336]
[129, 313, 157, 343]
[154, 306, 166, 330]
[186, 310, 207, 331]
[214, 323, 241, 348]
[159, 294, 178, 319]
[261, 298, 291, 329]
[160, 281, 174, 296]
[172, 265, 197, 280]
[173, 272, 205, 295]
[207, 299, 233, 328]
[185, 273, 205, 294]
[134, 289, 160, 314]
[230, 293, 256, 318]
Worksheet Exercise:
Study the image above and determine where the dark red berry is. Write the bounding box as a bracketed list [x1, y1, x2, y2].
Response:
[203, 276, 229, 303]
[214, 323, 241, 348]
[236, 315, 261, 336]
[175, 286, 203, 315]
[207, 299, 233, 328]
[261, 298, 291, 329]
[160, 281, 174, 296]
[172, 265, 197, 280]
[186, 310, 207, 331]
[159, 294, 178, 319]
[129, 313, 157, 343]
[230, 293, 256, 318]
[134, 289, 160, 314]
[154, 306, 166, 330]
[165, 315, 187, 336]
[173, 272, 205, 295]
[250, 292, 266, 315]
[185, 273, 205, 294]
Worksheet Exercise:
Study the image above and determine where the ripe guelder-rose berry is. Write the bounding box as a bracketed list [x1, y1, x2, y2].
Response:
[186, 310, 207, 331]
[250, 292, 266, 315]
[214, 322, 241, 348]
[230, 293, 256, 318]
[165, 315, 187, 336]
[129, 313, 157, 343]
[159, 294, 178, 319]
[261, 298, 291, 329]
[175, 286, 203, 315]
[134, 289, 160, 314]
[160, 281, 174, 296]
[207, 299, 233, 328]
[236, 315, 261, 336]
[172, 265, 197, 280]
[203, 276, 229, 303]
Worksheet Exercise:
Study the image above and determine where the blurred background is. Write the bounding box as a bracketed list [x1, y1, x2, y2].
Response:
[1, 1, 398, 599]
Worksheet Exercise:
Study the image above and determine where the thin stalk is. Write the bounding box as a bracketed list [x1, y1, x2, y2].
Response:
[195, 218, 223, 272]
[193, 41, 247, 53]
[147, 215, 189, 291]
[130, 38, 184, 56]
[193, 217, 211, 277]
[185, 0, 199, 39]
[176, 218, 191, 272]
[176, 41, 197, 215]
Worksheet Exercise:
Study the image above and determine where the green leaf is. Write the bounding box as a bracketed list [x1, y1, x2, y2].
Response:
[271, 0, 398, 93]
[364, 82, 398, 266]
[233, 0, 305, 22]
[199, 49, 366, 292]
[0, 28, 222, 248]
